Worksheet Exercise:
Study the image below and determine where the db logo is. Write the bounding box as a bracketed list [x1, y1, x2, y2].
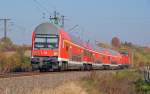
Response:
[44, 51, 48, 55]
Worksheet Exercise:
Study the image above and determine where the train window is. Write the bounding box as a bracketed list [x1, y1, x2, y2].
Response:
[72, 54, 82, 62]
[47, 38, 58, 43]
[34, 34, 58, 49]
[47, 38, 58, 48]
[84, 50, 90, 57]
[95, 60, 102, 64]
[35, 37, 46, 43]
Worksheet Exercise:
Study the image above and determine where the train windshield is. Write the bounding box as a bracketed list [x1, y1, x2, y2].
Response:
[34, 34, 58, 49]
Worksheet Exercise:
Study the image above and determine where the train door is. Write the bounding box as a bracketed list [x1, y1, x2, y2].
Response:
[69, 46, 72, 60]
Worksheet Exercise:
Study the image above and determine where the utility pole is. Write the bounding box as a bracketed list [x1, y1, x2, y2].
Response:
[0, 18, 11, 40]
[61, 15, 64, 28]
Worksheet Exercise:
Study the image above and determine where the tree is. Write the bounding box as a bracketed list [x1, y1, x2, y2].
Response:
[97, 43, 111, 49]
[0, 37, 15, 51]
[111, 37, 120, 48]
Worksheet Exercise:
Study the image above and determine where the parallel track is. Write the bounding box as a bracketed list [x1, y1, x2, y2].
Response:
[0, 72, 41, 78]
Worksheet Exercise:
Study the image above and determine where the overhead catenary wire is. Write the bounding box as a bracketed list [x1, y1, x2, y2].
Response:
[11, 24, 26, 32]
[32, 0, 87, 42]
[33, 0, 52, 15]
[8, 21, 29, 44]
[68, 25, 79, 32]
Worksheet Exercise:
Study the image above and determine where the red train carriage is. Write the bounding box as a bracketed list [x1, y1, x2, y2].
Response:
[120, 51, 131, 68]
[31, 22, 130, 71]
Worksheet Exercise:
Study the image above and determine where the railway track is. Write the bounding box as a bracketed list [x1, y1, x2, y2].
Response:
[0, 69, 119, 79]
[0, 70, 90, 78]
[0, 72, 41, 78]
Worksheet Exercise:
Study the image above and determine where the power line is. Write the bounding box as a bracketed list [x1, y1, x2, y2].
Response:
[33, 0, 69, 28]
[0, 18, 11, 39]
[61, 15, 69, 28]
[10, 22, 26, 32]
[68, 25, 79, 32]
[33, 0, 52, 15]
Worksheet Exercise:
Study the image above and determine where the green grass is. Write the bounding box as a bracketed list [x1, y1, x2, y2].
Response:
[135, 79, 150, 94]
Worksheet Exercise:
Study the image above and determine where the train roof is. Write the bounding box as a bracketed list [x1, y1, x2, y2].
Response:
[34, 22, 59, 35]
[64, 30, 120, 56]
[34, 22, 120, 56]
[91, 43, 120, 56]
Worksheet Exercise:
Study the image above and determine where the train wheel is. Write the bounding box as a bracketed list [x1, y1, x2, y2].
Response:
[119, 65, 124, 69]
[87, 64, 92, 71]
[103, 65, 110, 70]
[81, 64, 86, 71]
[60, 62, 68, 71]
[51, 62, 59, 71]
[39, 68, 46, 72]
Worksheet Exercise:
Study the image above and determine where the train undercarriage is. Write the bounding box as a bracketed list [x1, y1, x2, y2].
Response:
[31, 57, 129, 72]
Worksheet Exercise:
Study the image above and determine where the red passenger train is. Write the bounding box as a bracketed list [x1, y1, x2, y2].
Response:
[31, 20, 130, 72]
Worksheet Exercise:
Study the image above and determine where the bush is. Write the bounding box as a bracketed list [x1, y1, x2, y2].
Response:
[0, 37, 31, 73]
[0, 52, 22, 73]
[0, 37, 17, 52]
[135, 79, 150, 94]
[0, 51, 31, 73]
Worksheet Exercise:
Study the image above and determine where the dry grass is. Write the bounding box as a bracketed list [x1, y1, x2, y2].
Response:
[0, 80, 87, 94]
[0, 78, 94, 94]
[81, 70, 141, 94]
[54, 81, 87, 94]
[1, 82, 85, 94]
[0, 70, 142, 94]
[28, 81, 87, 94]
[0, 71, 91, 94]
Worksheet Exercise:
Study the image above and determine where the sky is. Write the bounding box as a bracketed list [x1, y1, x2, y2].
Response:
[0, 0, 150, 46]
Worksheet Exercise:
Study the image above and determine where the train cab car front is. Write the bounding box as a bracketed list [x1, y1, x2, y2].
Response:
[31, 23, 60, 71]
